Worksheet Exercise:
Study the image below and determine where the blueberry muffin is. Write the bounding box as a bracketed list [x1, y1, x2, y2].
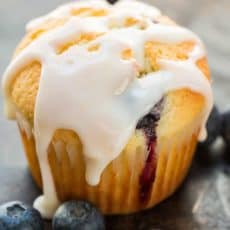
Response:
[2, 0, 213, 219]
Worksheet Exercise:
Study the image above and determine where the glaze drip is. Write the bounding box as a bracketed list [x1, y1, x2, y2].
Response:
[2, 0, 213, 218]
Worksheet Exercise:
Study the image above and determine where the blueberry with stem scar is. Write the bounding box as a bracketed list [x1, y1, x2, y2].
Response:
[0, 201, 44, 230]
[53, 200, 105, 230]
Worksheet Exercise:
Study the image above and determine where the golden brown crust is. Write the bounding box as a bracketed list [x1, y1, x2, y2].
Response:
[14, 18, 68, 56]
[144, 41, 195, 72]
[11, 62, 41, 122]
[9, 13, 210, 140]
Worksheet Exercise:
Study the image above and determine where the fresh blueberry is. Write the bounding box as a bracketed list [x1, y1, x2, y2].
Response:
[107, 0, 119, 4]
[199, 105, 222, 148]
[53, 200, 105, 230]
[221, 110, 230, 146]
[195, 144, 215, 165]
[0, 201, 44, 230]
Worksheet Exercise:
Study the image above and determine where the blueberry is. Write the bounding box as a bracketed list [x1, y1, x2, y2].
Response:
[136, 114, 158, 139]
[136, 98, 164, 140]
[0, 201, 44, 230]
[221, 110, 230, 145]
[195, 144, 215, 165]
[199, 105, 222, 148]
[107, 0, 119, 4]
[53, 200, 105, 230]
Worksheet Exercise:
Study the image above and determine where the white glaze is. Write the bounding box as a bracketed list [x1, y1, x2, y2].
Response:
[16, 112, 32, 139]
[2, 0, 213, 218]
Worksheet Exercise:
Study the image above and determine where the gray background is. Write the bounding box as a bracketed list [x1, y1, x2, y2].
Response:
[0, 1, 230, 229]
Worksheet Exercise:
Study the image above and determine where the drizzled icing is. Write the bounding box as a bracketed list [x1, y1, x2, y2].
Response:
[26, 0, 161, 31]
[2, 0, 213, 218]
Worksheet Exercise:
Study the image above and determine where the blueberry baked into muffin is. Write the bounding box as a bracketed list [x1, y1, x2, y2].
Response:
[2, 0, 213, 219]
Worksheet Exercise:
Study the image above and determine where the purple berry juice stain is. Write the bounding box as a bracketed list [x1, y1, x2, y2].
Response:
[136, 98, 164, 202]
[139, 138, 157, 202]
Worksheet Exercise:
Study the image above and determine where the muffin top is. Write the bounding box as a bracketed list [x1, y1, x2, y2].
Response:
[2, 0, 212, 185]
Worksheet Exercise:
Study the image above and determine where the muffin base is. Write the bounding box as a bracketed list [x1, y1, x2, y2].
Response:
[19, 121, 199, 215]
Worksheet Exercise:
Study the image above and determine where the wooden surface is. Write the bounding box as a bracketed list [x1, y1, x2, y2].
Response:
[0, 0, 230, 229]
